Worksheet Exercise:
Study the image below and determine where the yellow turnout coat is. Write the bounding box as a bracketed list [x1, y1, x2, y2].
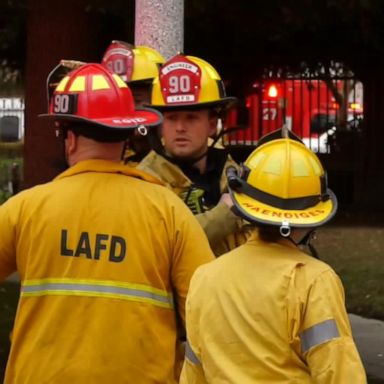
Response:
[181, 229, 366, 384]
[0, 159, 214, 384]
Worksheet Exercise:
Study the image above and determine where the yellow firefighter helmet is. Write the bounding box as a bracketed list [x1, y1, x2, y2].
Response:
[227, 128, 337, 234]
[101, 40, 165, 83]
[150, 53, 237, 110]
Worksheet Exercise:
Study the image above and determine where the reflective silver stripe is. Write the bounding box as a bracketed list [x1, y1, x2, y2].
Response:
[300, 319, 340, 354]
[185, 340, 201, 365]
[21, 282, 174, 309]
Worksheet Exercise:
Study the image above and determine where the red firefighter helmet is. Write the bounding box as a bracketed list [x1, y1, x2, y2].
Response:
[40, 63, 162, 131]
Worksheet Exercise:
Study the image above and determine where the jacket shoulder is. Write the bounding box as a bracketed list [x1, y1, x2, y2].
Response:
[138, 151, 191, 188]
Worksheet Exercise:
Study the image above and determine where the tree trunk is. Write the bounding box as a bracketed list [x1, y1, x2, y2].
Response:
[135, 0, 184, 59]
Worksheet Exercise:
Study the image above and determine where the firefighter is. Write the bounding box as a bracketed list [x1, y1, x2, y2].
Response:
[0, 63, 215, 383]
[101, 40, 165, 163]
[138, 53, 249, 256]
[181, 128, 367, 383]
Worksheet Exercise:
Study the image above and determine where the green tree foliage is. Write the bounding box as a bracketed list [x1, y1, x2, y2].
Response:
[0, 0, 26, 93]
[2, 0, 384, 78]
[185, 0, 384, 78]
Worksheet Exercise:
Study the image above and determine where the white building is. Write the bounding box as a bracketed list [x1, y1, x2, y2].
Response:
[0, 97, 25, 141]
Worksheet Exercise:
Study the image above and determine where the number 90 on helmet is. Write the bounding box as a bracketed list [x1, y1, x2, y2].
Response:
[150, 54, 237, 111]
[101, 40, 165, 84]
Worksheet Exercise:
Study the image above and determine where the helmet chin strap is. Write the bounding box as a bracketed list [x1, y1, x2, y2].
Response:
[53, 129, 70, 173]
[286, 228, 319, 259]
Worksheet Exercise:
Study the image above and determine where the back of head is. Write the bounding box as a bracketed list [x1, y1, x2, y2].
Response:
[150, 53, 237, 113]
[227, 127, 338, 237]
[40, 62, 163, 142]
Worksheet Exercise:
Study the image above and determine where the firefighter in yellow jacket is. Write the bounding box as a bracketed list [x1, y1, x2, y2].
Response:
[138, 54, 249, 256]
[0, 63, 214, 383]
[181, 128, 367, 383]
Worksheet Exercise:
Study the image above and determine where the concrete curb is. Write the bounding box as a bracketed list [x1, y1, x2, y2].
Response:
[350, 314, 384, 380]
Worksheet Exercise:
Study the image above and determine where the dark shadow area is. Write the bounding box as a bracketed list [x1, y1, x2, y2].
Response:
[0, 281, 19, 381]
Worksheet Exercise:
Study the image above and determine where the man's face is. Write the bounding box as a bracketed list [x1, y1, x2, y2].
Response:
[131, 84, 151, 106]
[161, 109, 217, 160]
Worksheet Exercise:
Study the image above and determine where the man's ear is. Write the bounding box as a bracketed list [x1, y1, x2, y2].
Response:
[66, 130, 78, 155]
[208, 116, 219, 137]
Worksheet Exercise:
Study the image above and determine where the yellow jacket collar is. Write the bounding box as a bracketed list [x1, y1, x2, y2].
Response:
[138, 150, 192, 188]
[247, 227, 298, 250]
[138, 150, 239, 191]
[54, 159, 164, 186]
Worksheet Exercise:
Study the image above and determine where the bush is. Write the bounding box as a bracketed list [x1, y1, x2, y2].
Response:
[0, 145, 23, 203]
[0, 189, 11, 205]
[0, 141, 23, 158]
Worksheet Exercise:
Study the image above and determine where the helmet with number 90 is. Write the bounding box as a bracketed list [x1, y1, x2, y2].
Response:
[150, 54, 237, 111]
[101, 40, 165, 84]
[40, 63, 162, 131]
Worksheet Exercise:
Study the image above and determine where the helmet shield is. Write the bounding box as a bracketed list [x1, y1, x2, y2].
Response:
[150, 54, 237, 111]
[46, 60, 85, 110]
[101, 40, 134, 82]
[101, 41, 165, 83]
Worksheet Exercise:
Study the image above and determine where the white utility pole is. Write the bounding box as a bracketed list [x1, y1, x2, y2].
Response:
[135, 0, 184, 59]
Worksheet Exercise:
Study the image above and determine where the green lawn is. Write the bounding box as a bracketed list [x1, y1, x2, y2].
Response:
[315, 217, 384, 321]
[312, 215, 384, 384]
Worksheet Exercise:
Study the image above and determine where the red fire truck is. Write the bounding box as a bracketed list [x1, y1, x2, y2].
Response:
[224, 77, 363, 154]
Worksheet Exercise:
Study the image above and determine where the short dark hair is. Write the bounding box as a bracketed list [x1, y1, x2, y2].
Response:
[55, 121, 130, 143]
[257, 225, 282, 242]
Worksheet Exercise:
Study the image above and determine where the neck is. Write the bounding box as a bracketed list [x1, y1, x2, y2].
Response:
[289, 228, 314, 244]
[68, 135, 124, 166]
[192, 155, 207, 174]
[164, 148, 209, 174]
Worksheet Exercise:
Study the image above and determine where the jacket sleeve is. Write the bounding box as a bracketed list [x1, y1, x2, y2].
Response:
[179, 269, 209, 384]
[170, 198, 215, 326]
[0, 202, 17, 281]
[195, 202, 241, 249]
[291, 268, 367, 384]
[179, 348, 207, 384]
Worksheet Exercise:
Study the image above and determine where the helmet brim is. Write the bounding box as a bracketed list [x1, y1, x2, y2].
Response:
[148, 97, 238, 112]
[39, 106, 163, 130]
[230, 187, 338, 228]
